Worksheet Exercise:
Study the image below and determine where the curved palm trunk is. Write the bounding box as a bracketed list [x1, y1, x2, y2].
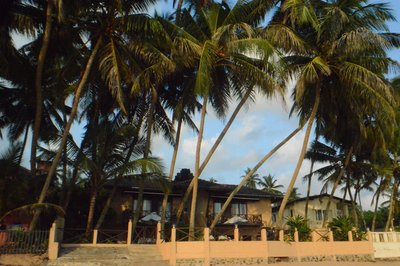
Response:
[62, 166, 79, 211]
[304, 160, 314, 221]
[175, 88, 252, 224]
[175, 0, 184, 23]
[277, 86, 321, 228]
[210, 126, 301, 230]
[95, 182, 118, 230]
[160, 118, 183, 235]
[31, 1, 53, 175]
[29, 37, 102, 231]
[358, 190, 367, 230]
[189, 95, 208, 240]
[385, 179, 398, 231]
[322, 147, 353, 227]
[132, 90, 156, 235]
[95, 129, 141, 230]
[371, 180, 383, 231]
[347, 184, 358, 227]
[85, 189, 97, 236]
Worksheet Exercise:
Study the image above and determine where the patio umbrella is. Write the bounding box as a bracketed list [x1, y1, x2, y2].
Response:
[140, 212, 161, 222]
[223, 216, 248, 224]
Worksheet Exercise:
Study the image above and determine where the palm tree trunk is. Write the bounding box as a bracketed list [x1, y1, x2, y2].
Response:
[371, 186, 381, 231]
[385, 179, 398, 231]
[358, 190, 367, 230]
[322, 147, 353, 227]
[304, 160, 314, 221]
[60, 110, 68, 206]
[31, 1, 53, 175]
[85, 189, 97, 236]
[95, 181, 118, 230]
[161, 118, 183, 234]
[132, 90, 156, 235]
[189, 95, 208, 240]
[277, 86, 321, 228]
[175, 88, 252, 224]
[199, 88, 252, 174]
[346, 182, 358, 226]
[14, 125, 30, 180]
[176, 0, 184, 23]
[29, 37, 103, 231]
[210, 126, 301, 230]
[95, 131, 140, 230]
[62, 166, 79, 211]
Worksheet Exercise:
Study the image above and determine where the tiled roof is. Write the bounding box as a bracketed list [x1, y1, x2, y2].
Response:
[287, 193, 353, 204]
[110, 175, 282, 200]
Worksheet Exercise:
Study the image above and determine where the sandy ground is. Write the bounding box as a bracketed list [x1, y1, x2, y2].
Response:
[0, 254, 46, 266]
[0, 255, 399, 266]
[268, 262, 400, 266]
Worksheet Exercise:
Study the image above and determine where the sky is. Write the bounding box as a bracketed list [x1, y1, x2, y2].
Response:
[146, 0, 400, 210]
[3, 0, 400, 211]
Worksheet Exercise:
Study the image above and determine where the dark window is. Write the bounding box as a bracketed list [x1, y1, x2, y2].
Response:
[231, 202, 247, 216]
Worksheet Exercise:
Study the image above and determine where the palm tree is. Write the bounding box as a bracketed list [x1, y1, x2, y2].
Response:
[0, 144, 23, 215]
[257, 174, 283, 195]
[241, 168, 260, 189]
[275, 0, 398, 227]
[165, 0, 282, 237]
[289, 187, 301, 201]
[30, 0, 168, 229]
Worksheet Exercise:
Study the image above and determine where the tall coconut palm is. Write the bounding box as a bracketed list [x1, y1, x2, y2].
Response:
[258, 174, 283, 195]
[30, 0, 170, 229]
[275, 0, 398, 227]
[164, 0, 282, 237]
[241, 168, 260, 189]
[0, 144, 23, 215]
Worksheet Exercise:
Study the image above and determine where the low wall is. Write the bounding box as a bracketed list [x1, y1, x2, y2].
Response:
[371, 232, 400, 259]
[158, 227, 374, 266]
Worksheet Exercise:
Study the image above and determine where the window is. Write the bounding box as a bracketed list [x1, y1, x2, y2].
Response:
[158, 202, 171, 220]
[272, 213, 277, 223]
[231, 202, 247, 216]
[214, 202, 222, 215]
[315, 209, 323, 221]
[133, 199, 152, 215]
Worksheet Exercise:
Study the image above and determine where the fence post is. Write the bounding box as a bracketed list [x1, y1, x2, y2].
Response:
[261, 228, 267, 241]
[279, 230, 284, 241]
[348, 231, 353, 242]
[294, 228, 299, 242]
[234, 225, 239, 242]
[48, 222, 59, 260]
[366, 229, 373, 242]
[328, 230, 334, 242]
[92, 229, 98, 245]
[156, 222, 161, 245]
[127, 219, 132, 245]
[311, 231, 317, 242]
[55, 217, 65, 243]
[170, 225, 177, 266]
[204, 228, 210, 266]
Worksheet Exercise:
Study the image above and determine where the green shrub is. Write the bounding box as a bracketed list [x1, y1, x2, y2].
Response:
[328, 216, 366, 241]
[286, 215, 311, 241]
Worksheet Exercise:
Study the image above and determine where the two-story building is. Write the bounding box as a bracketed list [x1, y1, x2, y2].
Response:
[108, 169, 281, 239]
[272, 194, 352, 229]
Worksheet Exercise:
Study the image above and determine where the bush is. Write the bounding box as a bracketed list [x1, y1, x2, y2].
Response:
[328, 216, 366, 241]
[286, 215, 311, 241]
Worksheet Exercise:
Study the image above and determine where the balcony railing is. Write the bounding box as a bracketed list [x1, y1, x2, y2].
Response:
[207, 214, 262, 225]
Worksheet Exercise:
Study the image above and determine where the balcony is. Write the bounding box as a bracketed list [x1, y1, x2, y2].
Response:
[207, 214, 262, 225]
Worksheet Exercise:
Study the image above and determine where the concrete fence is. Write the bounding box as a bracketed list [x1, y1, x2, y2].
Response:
[371, 231, 400, 258]
[48, 220, 378, 265]
[157, 226, 374, 266]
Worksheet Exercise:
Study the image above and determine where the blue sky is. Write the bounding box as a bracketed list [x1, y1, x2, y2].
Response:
[3, 0, 400, 210]
[149, 0, 400, 205]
